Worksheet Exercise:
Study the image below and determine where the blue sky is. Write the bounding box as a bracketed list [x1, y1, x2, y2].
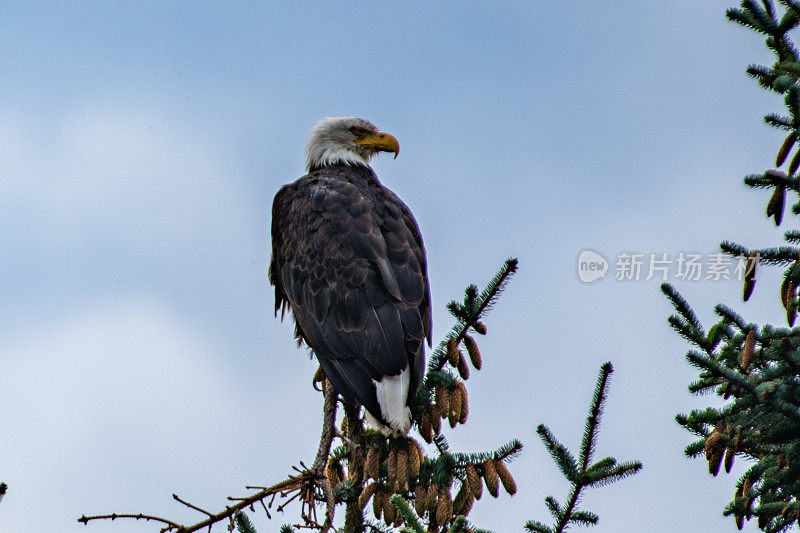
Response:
[0, 2, 791, 531]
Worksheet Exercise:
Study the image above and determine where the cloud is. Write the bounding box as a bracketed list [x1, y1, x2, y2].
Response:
[0, 293, 333, 532]
[0, 297, 247, 530]
[1, 104, 255, 259]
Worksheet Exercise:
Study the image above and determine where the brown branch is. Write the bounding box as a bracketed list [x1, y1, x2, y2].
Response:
[172, 494, 213, 517]
[178, 477, 303, 532]
[342, 403, 366, 533]
[313, 378, 338, 531]
[77, 513, 183, 531]
[313, 378, 338, 473]
[78, 379, 341, 533]
[78, 471, 313, 532]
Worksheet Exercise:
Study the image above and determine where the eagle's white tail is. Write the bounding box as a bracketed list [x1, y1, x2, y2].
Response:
[366, 366, 412, 435]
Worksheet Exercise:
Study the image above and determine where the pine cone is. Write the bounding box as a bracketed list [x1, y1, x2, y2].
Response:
[458, 381, 469, 424]
[359, 482, 377, 509]
[407, 439, 422, 478]
[373, 486, 383, 520]
[386, 449, 398, 489]
[472, 321, 487, 335]
[435, 490, 453, 526]
[743, 251, 759, 302]
[465, 463, 482, 500]
[708, 448, 724, 476]
[790, 146, 800, 174]
[456, 353, 470, 380]
[705, 421, 727, 476]
[396, 449, 409, 491]
[483, 459, 500, 498]
[427, 483, 440, 513]
[463, 334, 482, 370]
[744, 496, 755, 512]
[742, 330, 755, 370]
[452, 483, 474, 516]
[724, 443, 735, 474]
[448, 387, 461, 428]
[777, 134, 797, 166]
[766, 183, 786, 226]
[705, 424, 724, 450]
[447, 338, 460, 367]
[742, 477, 752, 500]
[365, 447, 380, 481]
[414, 484, 428, 517]
[436, 386, 450, 419]
[782, 275, 792, 310]
[383, 490, 396, 525]
[430, 406, 441, 434]
[494, 459, 517, 495]
[419, 411, 434, 443]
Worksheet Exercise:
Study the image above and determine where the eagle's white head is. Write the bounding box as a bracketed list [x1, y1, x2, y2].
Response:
[305, 117, 400, 171]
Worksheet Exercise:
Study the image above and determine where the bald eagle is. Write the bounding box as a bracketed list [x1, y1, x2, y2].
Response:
[269, 117, 432, 435]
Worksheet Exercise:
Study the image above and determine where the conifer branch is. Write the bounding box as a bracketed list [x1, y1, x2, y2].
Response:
[685, 351, 800, 422]
[388, 495, 424, 533]
[234, 511, 258, 533]
[422, 258, 517, 381]
[525, 363, 642, 533]
[667, 4, 800, 529]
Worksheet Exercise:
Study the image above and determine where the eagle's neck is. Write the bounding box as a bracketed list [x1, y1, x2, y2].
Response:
[307, 147, 371, 171]
[305, 130, 375, 171]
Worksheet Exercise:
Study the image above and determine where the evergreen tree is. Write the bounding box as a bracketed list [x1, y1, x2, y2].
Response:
[665, 1, 800, 530]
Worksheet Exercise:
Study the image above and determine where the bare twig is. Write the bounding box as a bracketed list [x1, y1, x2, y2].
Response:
[77, 513, 183, 531]
[172, 494, 214, 517]
[79, 380, 341, 533]
[79, 472, 312, 532]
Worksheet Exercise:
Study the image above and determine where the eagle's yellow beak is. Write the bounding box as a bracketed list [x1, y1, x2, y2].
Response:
[355, 131, 400, 159]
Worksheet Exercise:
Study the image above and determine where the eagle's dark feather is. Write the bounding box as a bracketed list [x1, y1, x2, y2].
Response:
[269, 162, 431, 429]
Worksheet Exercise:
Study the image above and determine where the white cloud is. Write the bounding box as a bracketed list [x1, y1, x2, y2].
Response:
[0, 105, 255, 259]
[0, 297, 281, 531]
[0, 289, 338, 532]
